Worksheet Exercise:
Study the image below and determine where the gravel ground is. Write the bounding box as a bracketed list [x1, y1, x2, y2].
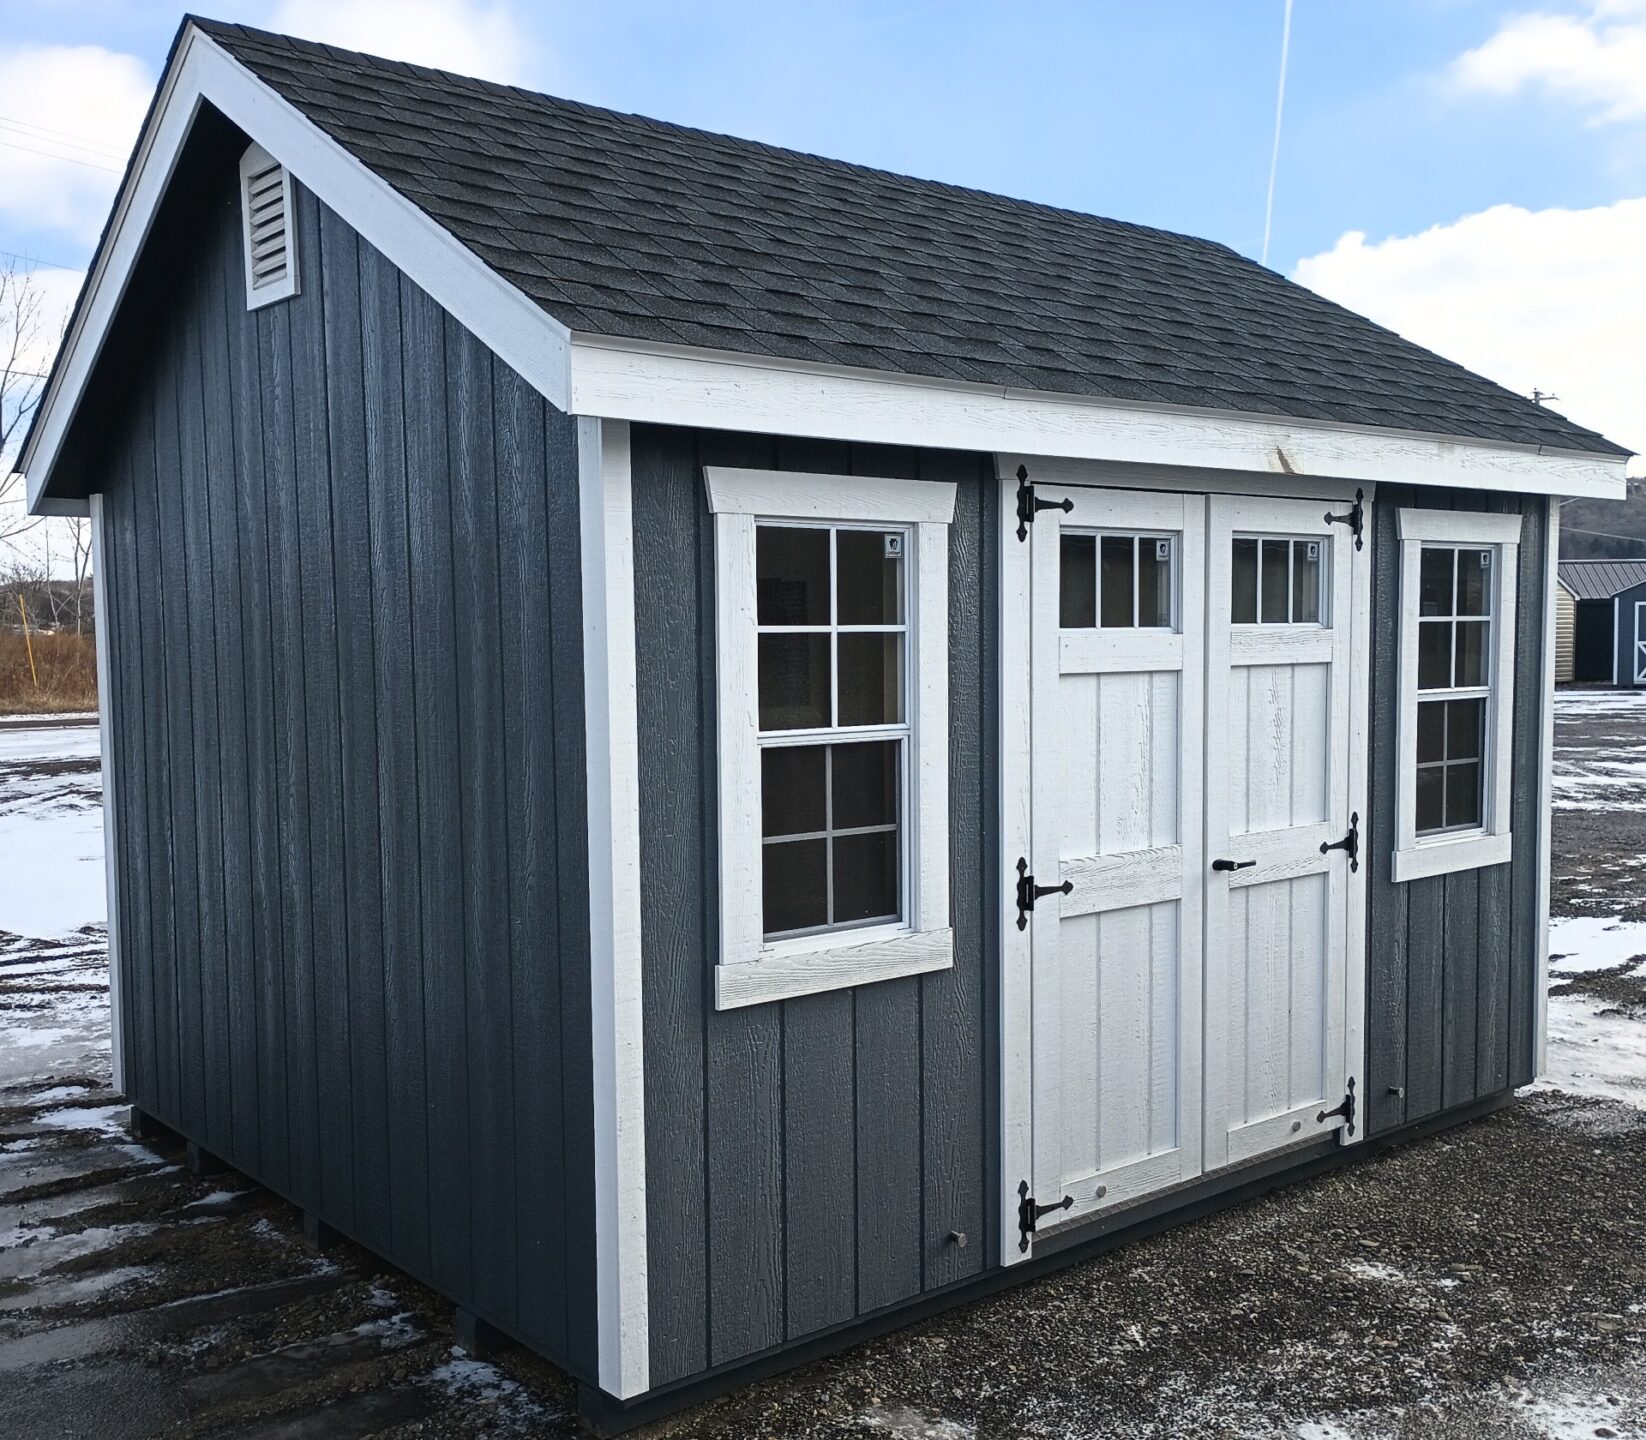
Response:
[2, 694, 1645, 1440]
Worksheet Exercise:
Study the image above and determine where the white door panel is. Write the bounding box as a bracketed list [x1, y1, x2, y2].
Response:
[1204, 494, 1361, 1170]
[1027, 486, 1204, 1230]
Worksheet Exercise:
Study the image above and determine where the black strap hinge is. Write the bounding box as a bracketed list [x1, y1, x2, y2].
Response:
[1318, 1076, 1357, 1137]
[1324, 488, 1365, 550]
[1319, 811, 1360, 872]
[1016, 464, 1072, 542]
[1017, 1179, 1073, 1252]
[1015, 856, 1072, 931]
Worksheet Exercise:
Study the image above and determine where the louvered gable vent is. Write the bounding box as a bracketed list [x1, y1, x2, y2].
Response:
[238, 143, 298, 307]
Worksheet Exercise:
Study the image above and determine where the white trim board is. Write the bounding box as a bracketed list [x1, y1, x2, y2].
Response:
[570, 337, 1628, 501]
[1535, 500, 1559, 1077]
[577, 417, 649, 1399]
[90, 494, 125, 1094]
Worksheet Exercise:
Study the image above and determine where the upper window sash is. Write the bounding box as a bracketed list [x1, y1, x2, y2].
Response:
[708, 467, 957, 1009]
[1392, 509, 1522, 883]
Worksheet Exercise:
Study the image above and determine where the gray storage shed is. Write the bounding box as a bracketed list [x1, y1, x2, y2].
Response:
[23, 18, 1634, 1431]
[1558, 559, 1646, 686]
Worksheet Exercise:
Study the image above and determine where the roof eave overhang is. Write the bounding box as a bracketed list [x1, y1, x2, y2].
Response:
[25, 24, 1629, 514]
[566, 331, 1631, 500]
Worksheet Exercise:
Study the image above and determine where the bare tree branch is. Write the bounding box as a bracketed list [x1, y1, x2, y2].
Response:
[0, 258, 57, 544]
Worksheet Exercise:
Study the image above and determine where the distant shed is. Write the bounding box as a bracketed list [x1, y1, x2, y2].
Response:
[1558, 559, 1646, 686]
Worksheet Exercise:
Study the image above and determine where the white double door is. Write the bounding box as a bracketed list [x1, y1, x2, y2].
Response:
[1020, 486, 1367, 1239]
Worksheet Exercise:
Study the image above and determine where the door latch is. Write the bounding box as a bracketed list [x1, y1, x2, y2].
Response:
[1211, 857, 1256, 873]
[1320, 812, 1360, 872]
[1015, 856, 1072, 930]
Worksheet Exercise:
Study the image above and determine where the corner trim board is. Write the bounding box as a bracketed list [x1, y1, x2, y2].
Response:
[578, 417, 649, 1399]
[1535, 500, 1559, 1075]
[90, 493, 124, 1093]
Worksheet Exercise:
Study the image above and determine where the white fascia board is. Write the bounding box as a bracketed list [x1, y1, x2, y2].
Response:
[567, 334, 1629, 501]
[24, 25, 571, 512]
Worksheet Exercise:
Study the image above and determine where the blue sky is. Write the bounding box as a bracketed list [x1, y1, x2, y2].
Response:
[0, 0, 1640, 517]
[2, 0, 1637, 273]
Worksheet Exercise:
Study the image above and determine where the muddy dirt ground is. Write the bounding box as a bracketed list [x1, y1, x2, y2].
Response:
[2, 693, 1646, 1440]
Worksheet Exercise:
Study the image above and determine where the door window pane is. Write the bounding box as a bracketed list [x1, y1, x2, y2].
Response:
[1060, 534, 1096, 628]
[1138, 537, 1173, 627]
[757, 526, 830, 625]
[833, 830, 898, 925]
[762, 745, 826, 837]
[1232, 538, 1259, 624]
[1259, 539, 1289, 623]
[1291, 540, 1321, 624]
[832, 740, 898, 830]
[759, 633, 831, 729]
[836, 529, 905, 625]
[837, 633, 903, 726]
[763, 839, 827, 935]
[1419, 548, 1454, 617]
[1100, 536, 1135, 627]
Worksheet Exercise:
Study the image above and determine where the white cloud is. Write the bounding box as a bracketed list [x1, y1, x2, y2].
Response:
[1448, 1, 1646, 123]
[266, 0, 535, 86]
[1293, 199, 1645, 473]
[0, 45, 152, 248]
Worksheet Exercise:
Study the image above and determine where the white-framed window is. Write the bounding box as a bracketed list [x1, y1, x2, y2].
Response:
[708, 466, 956, 1009]
[1393, 509, 1522, 882]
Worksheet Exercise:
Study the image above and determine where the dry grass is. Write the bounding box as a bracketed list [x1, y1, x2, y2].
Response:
[0, 630, 97, 714]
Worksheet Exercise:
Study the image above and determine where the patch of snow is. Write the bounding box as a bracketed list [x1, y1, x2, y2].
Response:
[1343, 1260, 1406, 1284]
[1537, 993, 1646, 1110]
[1515, 1385, 1633, 1438]
[34, 1104, 129, 1135]
[0, 727, 102, 765]
[1550, 915, 1646, 974]
[425, 1350, 552, 1427]
[0, 804, 105, 939]
[858, 1404, 978, 1439]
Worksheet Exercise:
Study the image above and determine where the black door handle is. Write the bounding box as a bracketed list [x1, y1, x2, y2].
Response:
[1212, 858, 1256, 872]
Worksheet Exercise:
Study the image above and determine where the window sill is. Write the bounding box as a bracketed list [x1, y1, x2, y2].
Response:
[1390, 830, 1512, 883]
[715, 926, 954, 1010]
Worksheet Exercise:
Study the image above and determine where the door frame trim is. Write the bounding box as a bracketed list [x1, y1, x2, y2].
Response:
[997, 467, 1374, 1265]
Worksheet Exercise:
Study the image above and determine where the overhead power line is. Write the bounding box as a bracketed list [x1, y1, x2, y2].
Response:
[0, 111, 127, 160]
[0, 136, 122, 174]
[1564, 525, 1646, 550]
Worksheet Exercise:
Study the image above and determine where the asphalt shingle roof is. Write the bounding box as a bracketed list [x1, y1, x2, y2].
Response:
[196, 17, 1629, 459]
[1558, 559, 1646, 600]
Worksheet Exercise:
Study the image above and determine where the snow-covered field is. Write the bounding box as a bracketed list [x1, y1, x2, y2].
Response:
[0, 723, 105, 942]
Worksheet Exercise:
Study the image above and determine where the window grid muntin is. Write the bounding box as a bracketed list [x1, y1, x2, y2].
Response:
[1232, 533, 1327, 625]
[1059, 529, 1179, 631]
[1415, 697, 1486, 834]
[756, 520, 912, 940]
[1413, 544, 1497, 838]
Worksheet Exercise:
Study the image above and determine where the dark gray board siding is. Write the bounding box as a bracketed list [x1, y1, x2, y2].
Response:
[1613, 582, 1646, 687]
[88, 116, 597, 1381]
[630, 429, 996, 1384]
[1365, 487, 1548, 1136]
